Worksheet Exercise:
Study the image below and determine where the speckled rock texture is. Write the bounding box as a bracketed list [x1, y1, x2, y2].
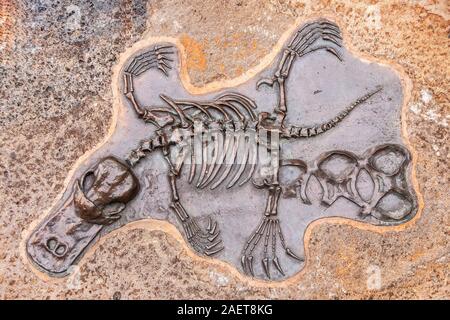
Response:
[0, 0, 448, 299]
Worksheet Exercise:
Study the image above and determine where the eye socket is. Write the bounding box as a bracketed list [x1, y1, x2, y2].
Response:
[46, 238, 57, 251]
[81, 171, 95, 192]
[55, 244, 67, 257]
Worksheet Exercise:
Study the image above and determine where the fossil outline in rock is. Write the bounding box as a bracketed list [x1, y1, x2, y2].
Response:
[26, 19, 417, 280]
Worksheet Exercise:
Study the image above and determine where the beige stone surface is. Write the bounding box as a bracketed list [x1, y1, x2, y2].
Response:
[0, 0, 448, 299]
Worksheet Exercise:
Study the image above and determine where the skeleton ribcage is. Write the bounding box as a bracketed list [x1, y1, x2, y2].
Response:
[167, 92, 264, 190]
[124, 19, 347, 189]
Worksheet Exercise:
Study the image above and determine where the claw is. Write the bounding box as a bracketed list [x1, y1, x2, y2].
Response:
[159, 59, 172, 69]
[177, 213, 224, 256]
[206, 240, 222, 251]
[207, 216, 212, 230]
[187, 222, 196, 240]
[326, 47, 343, 61]
[158, 65, 169, 76]
[208, 230, 220, 242]
[248, 256, 254, 277]
[205, 245, 224, 256]
[286, 248, 304, 261]
[242, 217, 303, 279]
[273, 256, 285, 276]
[322, 34, 342, 47]
[182, 222, 192, 239]
[262, 257, 270, 279]
[158, 55, 174, 62]
[241, 255, 247, 273]
[154, 51, 175, 57]
[209, 221, 217, 235]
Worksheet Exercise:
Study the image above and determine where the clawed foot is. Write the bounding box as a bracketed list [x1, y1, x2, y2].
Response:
[288, 19, 343, 60]
[241, 216, 303, 279]
[125, 44, 175, 77]
[182, 216, 224, 256]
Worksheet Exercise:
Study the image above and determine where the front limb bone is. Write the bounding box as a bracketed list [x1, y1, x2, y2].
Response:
[257, 49, 296, 125]
[164, 145, 224, 256]
[123, 73, 175, 128]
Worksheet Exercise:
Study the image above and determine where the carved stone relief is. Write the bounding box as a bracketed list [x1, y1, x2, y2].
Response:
[26, 19, 417, 280]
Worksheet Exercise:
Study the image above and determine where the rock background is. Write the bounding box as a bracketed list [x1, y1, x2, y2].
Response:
[0, 0, 448, 299]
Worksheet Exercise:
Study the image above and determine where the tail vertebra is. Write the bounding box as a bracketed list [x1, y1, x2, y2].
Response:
[283, 86, 382, 139]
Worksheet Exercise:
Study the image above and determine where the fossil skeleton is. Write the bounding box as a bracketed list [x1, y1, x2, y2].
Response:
[119, 19, 383, 277]
[26, 19, 417, 280]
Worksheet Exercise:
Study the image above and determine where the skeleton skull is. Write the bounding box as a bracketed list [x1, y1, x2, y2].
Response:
[26, 157, 140, 274]
[73, 157, 139, 224]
